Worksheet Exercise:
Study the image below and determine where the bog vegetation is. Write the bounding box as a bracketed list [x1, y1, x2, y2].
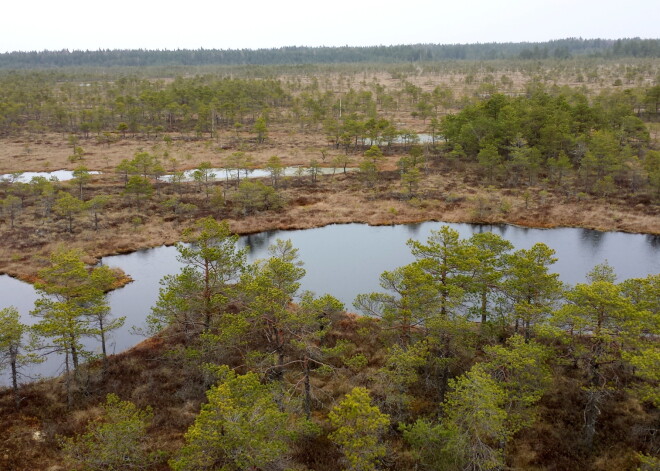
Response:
[1, 50, 659, 277]
[0, 41, 659, 470]
[1, 219, 658, 470]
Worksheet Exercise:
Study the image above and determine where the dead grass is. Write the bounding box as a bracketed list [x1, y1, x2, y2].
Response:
[1, 311, 657, 471]
[0, 127, 346, 175]
[1, 63, 658, 471]
[1, 157, 658, 281]
[0, 64, 658, 279]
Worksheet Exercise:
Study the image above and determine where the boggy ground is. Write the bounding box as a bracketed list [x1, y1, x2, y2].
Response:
[0, 313, 656, 471]
[0, 132, 658, 471]
[0, 129, 658, 281]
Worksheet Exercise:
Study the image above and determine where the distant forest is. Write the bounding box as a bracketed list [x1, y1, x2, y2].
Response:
[1, 38, 658, 69]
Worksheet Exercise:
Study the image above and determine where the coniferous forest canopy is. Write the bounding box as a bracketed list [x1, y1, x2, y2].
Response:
[1, 38, 659, 69]
[0, 38, 659, 471]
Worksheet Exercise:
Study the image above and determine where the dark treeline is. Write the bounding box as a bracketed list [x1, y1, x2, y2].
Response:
[1, 38, 659, 69]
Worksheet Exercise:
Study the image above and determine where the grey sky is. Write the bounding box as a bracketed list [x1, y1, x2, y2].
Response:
[1, 0, 658, 53]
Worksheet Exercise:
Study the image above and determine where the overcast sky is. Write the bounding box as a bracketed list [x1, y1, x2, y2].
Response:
[1, 0, 658, 53]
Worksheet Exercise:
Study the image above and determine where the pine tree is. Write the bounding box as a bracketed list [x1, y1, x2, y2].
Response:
[61, 394, 157, 470]
[328, 387, 390, 471]
[170, 367, 293, 471]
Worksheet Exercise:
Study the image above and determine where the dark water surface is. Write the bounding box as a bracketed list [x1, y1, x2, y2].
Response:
[1, 222, 658, 383]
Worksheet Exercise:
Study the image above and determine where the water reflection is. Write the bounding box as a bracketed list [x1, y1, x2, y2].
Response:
[0, 170, 101, 183]
[646, 234, 660, 249]
[472, 224, 509, 237]
[163, 167, 357, 183]
[579, 229, 606, 252]
[243, 231, 277, 253]
[405, 223, 423, 236]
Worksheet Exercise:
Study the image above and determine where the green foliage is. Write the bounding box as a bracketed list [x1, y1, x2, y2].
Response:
[115, 159, 136, 186]
[0, 306, 42, 407]
[266, 155, 284, 187]
[465, 231, 513, 326]
[551, 263, 646, 447]
[85, 195, 110, 231]
[407, 226, 472, 318]
[2, 194, 22, 227]
[170, 366, 293, 471]
[343, 353, 368, 371]
[354, 262, 438, 347]
[54, 191, 84, 232]
[401, 419, 456, 471]
[87, 265, 126, 358]
[553, 262, 633, 341]
[504, 243, 562, 340]
[254, 116, 268, 143]
[482, 335, 552, 434]
[359, 145, 384, 187]
[441, 89, 653, 192]
[123, 175, 153, 210]
[644, 149, 660, 197]
[637, 452, 660, 471]
[30, 247, 122, 397]
[377, 341, 430, 418]
[61, 393, 157, 471]
[233, 180, 283, 215]
[402, 334, 551, 470]
[442, 364, 509, 471]
[148, 217, 246, 334]
[68, 145, 85, 162]
[1, 39, 658, 70]
[71, 166, 91, 199]
[307, 158, 321, 183]
[31, 251, 95, 369]
[192, 162, 216, 202]
[223, 151, 253, 187]
[477, 144, 502, 184]
[0, 306, 25, 371]
[626, 346, 660, 407]
[237, 239, 306, 377]
[328, 387, 390, 471]
[401, 167, 421, 196]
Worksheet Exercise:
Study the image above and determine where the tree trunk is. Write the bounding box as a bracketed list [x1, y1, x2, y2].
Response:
[583, 385, 601, 450]
[437, 333, 452, 405]
[524, 319, 531, 342]
[583, 351, 604, 450]
[303, 358, 311, 420]
[480, 289, 488, 327]
[99, 317, 107, 361]
[70, 334, 79, 370]
[10, 354, 19, 410]
[203, 259, 211, 330]
[65, 350, 73, 408]
[438, 362, 449, 405]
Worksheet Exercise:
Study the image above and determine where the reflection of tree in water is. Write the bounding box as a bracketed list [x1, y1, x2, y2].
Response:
[580, 229, 606, 251]
[512, 225, 530, 238]
[242, 231, 278, 253]
[646, 234, 660, 249]
[471, 224, 509, 238]
[472, 224, 489, 235]
[134, 247, 158, 260]
[406, 223, 422, 236]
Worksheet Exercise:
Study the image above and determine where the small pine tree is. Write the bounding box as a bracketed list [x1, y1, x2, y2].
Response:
[328, 387, 390, 471]
[60, 394, 157, 470]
